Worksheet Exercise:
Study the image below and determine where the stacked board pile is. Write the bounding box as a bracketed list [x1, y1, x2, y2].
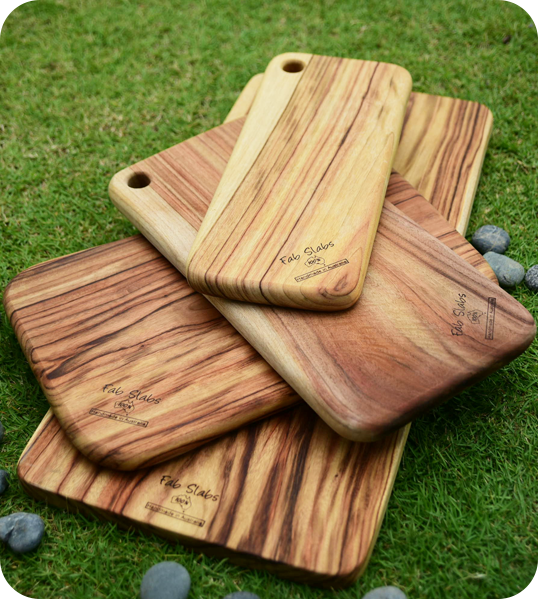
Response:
[5, 57, 535, 588]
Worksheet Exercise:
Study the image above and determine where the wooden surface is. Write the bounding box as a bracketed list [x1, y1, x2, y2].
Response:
[109, 119, 534, 442]
[15, 82, 503, 586]
[3, 174, 497, 471]
[186, 53, 413, 310]
[18, 407, 408, 587]
[224, 76, 494, 238]
[4, 237, 298, 470]
[16, 177, 499, 587]
[394, 92, 494, 235]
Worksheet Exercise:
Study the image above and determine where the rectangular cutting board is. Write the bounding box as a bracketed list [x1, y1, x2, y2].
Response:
[109, 120, 535, 443]
[235, 76, 494, 239]
[186, 53, 413, 311]
[17, 208, 498, 587]
[3, 173, 496, 471]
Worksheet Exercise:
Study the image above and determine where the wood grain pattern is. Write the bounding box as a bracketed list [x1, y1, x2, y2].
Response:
[223, 74, 264, 124]
[4, 238, 298, 470]
[15, 181, 499, 585]
[3, 174, 497, 471]
[109, 119, 535, 442]
[387, 172, 497, 283]
[18, 407, 408, 587]
[186, 53, 413, 310]
[222, 77, 494, 238]
[394, 91, 493, 234]
[15, 86, 500, 586]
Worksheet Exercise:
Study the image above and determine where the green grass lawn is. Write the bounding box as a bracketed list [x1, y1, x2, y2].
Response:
[1, 1, 537, 597]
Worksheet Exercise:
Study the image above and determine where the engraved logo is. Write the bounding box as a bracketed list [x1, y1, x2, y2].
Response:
[467, 309, 484, 324]
[171, 495, 192, 512]
[304, 255, 325, 268]
[145, 502, 205, 528]
[114, 397, 135, 415]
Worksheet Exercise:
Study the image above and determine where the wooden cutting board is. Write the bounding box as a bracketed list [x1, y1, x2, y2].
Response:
[16, 209, 499, 587]
[228, 76, 494, 239]
[15, 79, 500, 586]
[186, 53, 413, 311]
[4, 174, 496, 470]
[109, 123, 535, 443]
[394, 91, 494, 235]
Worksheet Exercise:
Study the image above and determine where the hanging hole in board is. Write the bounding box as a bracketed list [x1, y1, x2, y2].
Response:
[127, 173, 151, 189]
[281, 60, 305, 73]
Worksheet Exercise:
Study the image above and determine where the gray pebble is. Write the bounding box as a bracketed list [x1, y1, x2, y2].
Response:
[0, 470, 9, 495]
[472, 225, 510, 254]
[0, 512, 45, 553]
[0, 420, 4, 443]
[223, 594, 261, 599]
[484, 252, 525, 288]
[524, 265, 538, 292]
[140, 562, 191, 599]
[362, 586, 407, 599]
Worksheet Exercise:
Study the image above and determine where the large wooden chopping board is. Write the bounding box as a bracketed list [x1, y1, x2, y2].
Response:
[186, 53, 412, 311]
[109, 123, 534, 443]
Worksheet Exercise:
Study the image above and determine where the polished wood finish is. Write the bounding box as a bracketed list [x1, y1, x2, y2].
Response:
[187, 53, 413, 311]
[109, 120, 534, 442]
[15, 85, 502, 585]
[16, 183, 499, 585]
[387, 172, 496, 283]
[18, 407, 408, 587]
[3, 174, 497, 471]
[221, 77, 494, 238]
[394, 92, 494, 235]
[4, 238, 298, 470]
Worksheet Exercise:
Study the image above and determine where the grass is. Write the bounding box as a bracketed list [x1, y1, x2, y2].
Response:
[0, 0, 537, 597]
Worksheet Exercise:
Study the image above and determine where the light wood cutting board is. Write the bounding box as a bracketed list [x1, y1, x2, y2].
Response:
[109, 124, 535, 443]
[231, 75, 494, 238]
[186, 53, 413, 311]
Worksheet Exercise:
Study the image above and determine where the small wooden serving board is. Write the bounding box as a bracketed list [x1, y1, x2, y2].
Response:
[186, 53, 413, 311]
[17, 191, 498, 587]
[110, 122, 535, 443]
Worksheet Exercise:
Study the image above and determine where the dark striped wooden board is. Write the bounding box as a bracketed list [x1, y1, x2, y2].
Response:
[110, 119, 535, 443]
[186, 53, 413, 311]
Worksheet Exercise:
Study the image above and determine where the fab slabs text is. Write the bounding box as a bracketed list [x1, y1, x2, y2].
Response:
[160, 476, 220, 502]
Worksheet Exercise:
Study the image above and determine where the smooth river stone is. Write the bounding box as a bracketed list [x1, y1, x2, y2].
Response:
[362, 586, 407, 599]
[140, 562, 191, 599]
[472, 225, 510, 254]
[0, 512, 45, 553]
[524, 265, 538, 292]
[484, 252, 525, 288]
